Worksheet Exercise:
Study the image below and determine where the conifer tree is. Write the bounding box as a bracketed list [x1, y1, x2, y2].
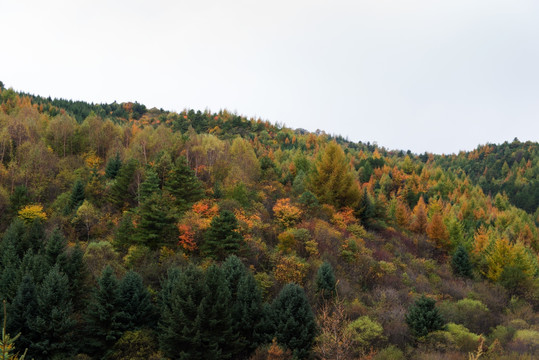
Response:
[165, 156, 204, 212]
[67, 180, 85, 213]
[159, 265, 206, 359]
[84, 266, 126, 359]
[316, 262, 337, 300]
[271, 284, 317, 359]
[405, 295, 445, 338]
[109, 159, 138, 210]
[427, 212, 450, 251]
[7, 275, 37, 353]
[118, 271, 155, 330]
[202, 210, 243, 260]
[235, 270, 265, 356]
[8, 185, 29, 218]
[105, 153, 122, 179]
[45, 228, 67, 268]
[64, 243, 88, 311]
[0, 244, 20, 303]
[138, 168, 160, 204]
[113, 212, 136, 252]
[309, 141, 360, 209]
[410, 196, 428, 234]
[134, 193, 177, 250]
[18, 251, 49, 286]
[222, 256, 264, 356]
[451, 245, 473, 278]
[30, 266, 75, 360]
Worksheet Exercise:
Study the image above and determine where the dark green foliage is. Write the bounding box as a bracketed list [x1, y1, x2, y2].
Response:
[202, 210, 244, 260]
[138, 168, 160, 203]
[118, 271, 155, 330]
[316, 261, 336, 300]
[0, 243, 21, 302]
[159, 264, 239, 359]
[45, 228, 68, 268]
[165, 156, 204, 211]
[64, 243, 88, 311]
[18, 250, 50, 285]
[109, 159, 138, 209]
[134, 193, 177, 250]
[451, 245, 473, 278]
[198, 264, 238, 358]
[67, 179, 85, 213]
[223, 255, 264, 356]
[22, 219, 45, 254]
[7, 275, 38, 352]
[271, 283, 317, 359]
[235, 270, 265, 355]
[105, 153, 122, 179]
[405, 295, 446, 338]
[158, 265, 206, 359]
[8, 185, 29, 217]
[84, 266, 126, 358]
[30, 266, 76, 360]
[113, 212, 136, 252]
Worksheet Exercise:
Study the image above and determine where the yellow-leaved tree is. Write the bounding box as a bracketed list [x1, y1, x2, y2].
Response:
[309, 141, 360, 209]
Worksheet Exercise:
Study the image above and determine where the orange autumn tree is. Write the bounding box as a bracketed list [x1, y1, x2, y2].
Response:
[273, 198, 302, 229]
[177, 224, 197, 252]
[426, 212, 450, 251]
[410, 196, 428, 234]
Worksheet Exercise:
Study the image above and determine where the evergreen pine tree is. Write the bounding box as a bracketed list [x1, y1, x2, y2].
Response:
[118, 271, 155, 330]
[138, 168, 160, 203]
[164, 156, 204, 211]
[405, 295, 445, 338]
[198, 264, 238, 359]
[7, 275, 38, 352]
[84, 266, 126, 359]
[235, 270, 265, 356]
[1, 219, 26, 258]
[451, 245, 473, 278]
[113, 212, 136, 252]
[271, 284, 317, 359]
[315, 261, 337, 300]
[109, 159, 138, 210]
[8, 185, 29, 218]
[18, 250, 50, 286]
[21, 219, 45, 255]
[134, 193, 177, 250]
[45, 228, 68, 268]
[64, 243, 88, 312]
[67, 179, 85, 213]
[0, 243, 21, 303]
[30, 266, 75, 360]
[159, 265, 206, 359]
[202, 210, 243, 261]
[105, 153, 122, 179]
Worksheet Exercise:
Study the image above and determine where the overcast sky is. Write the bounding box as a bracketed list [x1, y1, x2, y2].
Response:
[2, 0, 538, 154]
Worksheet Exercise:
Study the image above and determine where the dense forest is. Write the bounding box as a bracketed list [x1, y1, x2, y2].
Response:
[0, 81, 538, 359]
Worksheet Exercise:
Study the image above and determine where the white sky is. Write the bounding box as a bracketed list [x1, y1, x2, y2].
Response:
[1, 0, 538, 154]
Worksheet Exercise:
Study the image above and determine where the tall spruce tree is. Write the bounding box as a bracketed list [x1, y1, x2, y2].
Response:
[7, 275, 38, 352]
[118, 271, 155, 330]
[105, 153, 122, 179]
[134, 193, 177, 250]
[316, 261, 337, 300]
[271, 283, 317, 359]
[202, 210, 243, 260]
[45, 228, 68, 268]
[109, 159, 138, 210]
[30, 266, 75, 360]
[67, 179, 85, 213]
[235, 270, 265, 356]
[159, 265, 206, 359]
[451, 245, 473, 278]
[84, 266, 126, 359]
[138, 168, 160, 203]
[405, 295, 446, 338]
[164, 156, 204, 212]
[65, 243, 88, 311]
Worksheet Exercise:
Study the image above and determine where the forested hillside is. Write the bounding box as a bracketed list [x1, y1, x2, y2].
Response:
[0, 82, 538, 359]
